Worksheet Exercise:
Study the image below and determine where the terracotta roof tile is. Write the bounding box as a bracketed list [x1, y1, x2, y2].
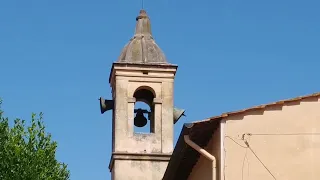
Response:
[193, 92, 320, 124]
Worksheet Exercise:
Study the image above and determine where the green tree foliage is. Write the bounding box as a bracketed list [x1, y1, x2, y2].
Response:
[0, 99, 70, 180]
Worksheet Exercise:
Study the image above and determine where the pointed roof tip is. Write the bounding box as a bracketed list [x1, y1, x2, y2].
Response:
[136, 9, 148, 21]
[139, 9, 147, 15]
[135, 9, 151, 36]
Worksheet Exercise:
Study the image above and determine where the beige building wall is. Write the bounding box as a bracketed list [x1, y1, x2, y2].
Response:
[224, 97, 320, 180]
[188, 127, 221, 180]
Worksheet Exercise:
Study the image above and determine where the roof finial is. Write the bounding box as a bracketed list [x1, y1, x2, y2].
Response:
[135, 9, 151, 36]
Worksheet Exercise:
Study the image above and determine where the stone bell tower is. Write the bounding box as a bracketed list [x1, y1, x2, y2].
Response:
[101, 10, 184, 180]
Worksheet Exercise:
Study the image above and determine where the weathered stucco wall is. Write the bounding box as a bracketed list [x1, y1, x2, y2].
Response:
[224, 97, 320, 180]
[113, 160, 168, 180]
[109, 65, 177, 180]
[111, 66, 176, 154]
[188, 126, 221, 180]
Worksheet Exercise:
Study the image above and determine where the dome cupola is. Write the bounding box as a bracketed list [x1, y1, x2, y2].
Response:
[117, 10, 168, 64]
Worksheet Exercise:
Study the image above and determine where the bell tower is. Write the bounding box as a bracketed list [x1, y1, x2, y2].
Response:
[100, 10, 185, 180]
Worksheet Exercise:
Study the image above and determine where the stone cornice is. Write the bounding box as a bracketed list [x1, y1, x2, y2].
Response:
[108, 152, 172, 171]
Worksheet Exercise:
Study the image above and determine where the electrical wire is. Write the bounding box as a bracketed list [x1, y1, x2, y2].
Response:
[225, 135, 277, 180]
[244, 140, 277, 180]
[246, 133, 320, 136]
[224, 132, 320, 179]
[225, 136, 247, 148]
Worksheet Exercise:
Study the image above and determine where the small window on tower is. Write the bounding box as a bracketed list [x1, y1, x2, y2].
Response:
[133, 87, 155, 134]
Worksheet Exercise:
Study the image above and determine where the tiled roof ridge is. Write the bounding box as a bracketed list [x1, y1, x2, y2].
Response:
[194, 92, 320, 124]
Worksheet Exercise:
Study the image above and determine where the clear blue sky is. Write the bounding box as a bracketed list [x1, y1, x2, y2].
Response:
[1, 0, 319, 179]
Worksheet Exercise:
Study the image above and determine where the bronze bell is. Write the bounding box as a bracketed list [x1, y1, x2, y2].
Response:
[134, 109, 148, 127]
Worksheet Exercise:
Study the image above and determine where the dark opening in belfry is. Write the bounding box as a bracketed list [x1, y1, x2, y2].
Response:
[133, 86, 155, 133]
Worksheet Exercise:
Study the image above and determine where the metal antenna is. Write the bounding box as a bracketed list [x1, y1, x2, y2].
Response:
[142, 0, 144, 9]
